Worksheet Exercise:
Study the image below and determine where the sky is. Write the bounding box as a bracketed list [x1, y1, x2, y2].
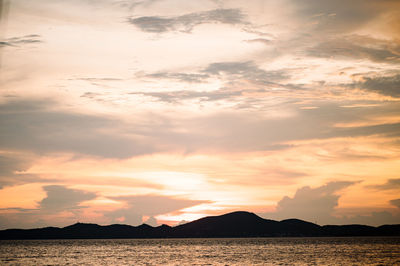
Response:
[0, 0, 399, 229]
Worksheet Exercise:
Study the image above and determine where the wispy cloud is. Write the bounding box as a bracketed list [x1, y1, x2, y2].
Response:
[139, 60, 288, 89]
[356, 73, 400, 97]
[144, 72, 210, 83]
[0, 99, 159, 158]
[368, 179, 400, 191]
[128, 8, 246, 33]
[0, 34, 42, 47]
[129, 88, 242, 103]
[390, 198, 400, 208]
[106, 195, 209, 225]
[0, 153, 56, 188]
[308, 35, 400, 64]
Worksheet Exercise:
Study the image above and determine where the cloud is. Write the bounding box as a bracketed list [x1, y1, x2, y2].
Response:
[130, 87, 243, 103]
[203, 61, 287, 84]
[106, 195, 208, 225]
[0, 99, 159, 158]
[0, 34, 42, 47]
[0, 211, 45, 230]
[3, 98, 400, 160]
[390, 199, 400, 209]
[264, 181, 356, 224]
[129, 60, 289, 105]
[128, 8, 246, 33]
[333, 211, 400, 226]
[291, 0, 400, 33]
[112, 0, 160, 10]
[308, 35, 400, 64]
[0, 155, 31, 188]
[245, 38, 272, 45]
[334, 122, 400, 139]
[0, 185, 97, 229]
[144, 72, 210, 83]
[369, 179, 400, 190]
[260, 180, 400, 225]
[183, 103, 400, 153]
[0, 153, 48, 188]
[356, 74, 400, 97]
[143, 216, 158, 226]
[138, 60, 288, 93]
[111, 195, 208, 216]
[39, 185, 96, 211]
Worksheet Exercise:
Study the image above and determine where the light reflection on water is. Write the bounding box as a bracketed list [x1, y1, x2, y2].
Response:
[0, 237, 399, 265]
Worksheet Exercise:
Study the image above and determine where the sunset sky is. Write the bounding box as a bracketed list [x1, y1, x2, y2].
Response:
[0, 0, 400, 229]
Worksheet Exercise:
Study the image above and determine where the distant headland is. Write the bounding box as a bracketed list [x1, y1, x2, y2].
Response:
[1, 211, 399, 239]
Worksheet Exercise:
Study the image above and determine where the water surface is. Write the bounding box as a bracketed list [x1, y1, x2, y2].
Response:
[1, 237, 399, 265]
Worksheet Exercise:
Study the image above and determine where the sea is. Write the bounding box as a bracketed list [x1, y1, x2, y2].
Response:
[0, 237, 399, 265]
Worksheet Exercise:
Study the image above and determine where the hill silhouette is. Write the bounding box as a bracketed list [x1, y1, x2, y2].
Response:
[0, 211, 399, 239]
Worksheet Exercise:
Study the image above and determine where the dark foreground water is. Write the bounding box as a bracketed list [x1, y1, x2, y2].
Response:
[0, 237, 399, 265]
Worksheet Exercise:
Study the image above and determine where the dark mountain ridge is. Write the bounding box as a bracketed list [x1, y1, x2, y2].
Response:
[1, 211, 399, 239]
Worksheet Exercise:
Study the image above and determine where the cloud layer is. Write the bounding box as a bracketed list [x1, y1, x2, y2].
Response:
[128, 8, 245, 33]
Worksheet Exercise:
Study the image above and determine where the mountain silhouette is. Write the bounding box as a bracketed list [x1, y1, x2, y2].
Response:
[0, 211, 399, 239]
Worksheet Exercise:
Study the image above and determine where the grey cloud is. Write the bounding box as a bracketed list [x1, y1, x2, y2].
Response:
[0, 211, 46, 230]
[104, 209, 142, 225]
[0, 34, 42, 47]
[245, 38, 272, 45]
[3, 98, 400, 159]
[112, 0, 160, 10]
[0, 155, 31, 188]
[204, 61, 258, 75]
[80, 92, 102, 99]
[390, 199, 400, 209]
[332, 211, 400, 226]
[0, 41, 11, 47]
[129, 16, 175, 33]
[203, 61, 287, 83]
[230, 168, 306, 187]
[0, 99, 159, 158]
[260, 181, 400, 225]
[134, 61, 288, 104]
[39, 185, 96, 211]
[357, 74, 400, 97]
[106, 195, 208, 225]
[267, 169, 306, 179]
[369, 179, 400, 190]
[141, 61, 288, 88]
[0, 154, 52, 188]
[111, 195, 208, 216]
[131, 101, 400, 154]
[145, 72, 210, 83]
[203, 61, 284, 80]
[292, 0, 399, 33]
[308, 36, 400, 64]
[130, 87, 242, 103]
[176, 102, 400, 153]
[0, 185, 97, 229]
[293, 102, 400, 140]
[128, 8, 245, 33]
[263, 181, 356, 225]
[334, 122, 400, 139]
[143, 216, 158, 226]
